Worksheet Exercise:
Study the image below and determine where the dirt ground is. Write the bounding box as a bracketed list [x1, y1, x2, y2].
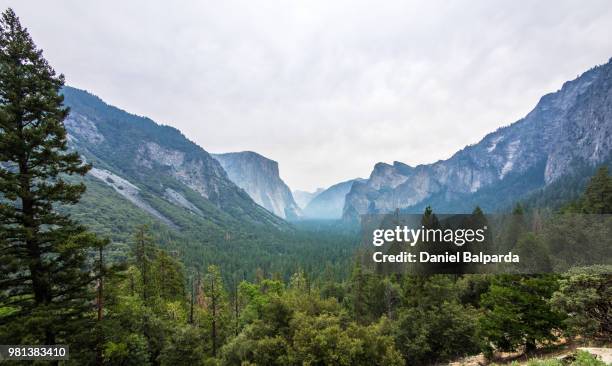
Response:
[449, 343, 612, 365]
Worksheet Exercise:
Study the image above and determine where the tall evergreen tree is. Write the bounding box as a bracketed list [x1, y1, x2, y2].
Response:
[202, 265, 229, 357]
[420, 205, 439, 229]
[0, 8, 104, 346]
[503, 203, 527, 251]
[132, 225, 157, 302]
[579, 166, 612, 214]
[349, 262, 366, 323]
[152, 250, 185, 302]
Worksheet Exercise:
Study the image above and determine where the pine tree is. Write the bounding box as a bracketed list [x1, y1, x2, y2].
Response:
[350, 262, 366, 322]
[479, 275, 564, 354]
[132, 225, 157, 302]
[421, 205, 440, 229]
[95, 242, 106, 366]
[231, 274, 242, 336]
[419, 206, 446, 274]
[152, 250, 185, 302]
[91, 238, 126, 366]
[470, 206, 487, 229]
[0, 8, 104, 346]
[581, 166, 612, 214]
[189, 272, 196, 325]
[504, 203, 527, 251]
[203, 265, 228, 357]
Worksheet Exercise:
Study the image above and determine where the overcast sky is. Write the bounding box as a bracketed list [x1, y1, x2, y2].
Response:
[3, 1, 612, 191]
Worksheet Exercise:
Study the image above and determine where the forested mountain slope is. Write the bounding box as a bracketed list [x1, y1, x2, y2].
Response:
[59, 87, 325, 274]
[63, 86, 285, 228]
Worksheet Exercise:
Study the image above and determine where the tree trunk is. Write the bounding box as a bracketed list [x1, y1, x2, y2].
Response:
[211, 276, 217, 356]
[189, 276, 195, 325]
[234, 280, 239, 336]
[96, 246, 104, 366]
[525, 339, 537, 354]
[20, 150, 55, 346]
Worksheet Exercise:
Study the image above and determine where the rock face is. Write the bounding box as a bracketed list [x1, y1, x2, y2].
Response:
[303, 179, 364, 219]
[62, 86, 286, 229]
[212, 152, 302, 220]
[344, 58, 612, 218]
[88, 167, 177, 228]
[293, 189, 324, 209]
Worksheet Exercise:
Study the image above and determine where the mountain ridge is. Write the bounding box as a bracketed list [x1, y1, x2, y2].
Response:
[62, 86, 288, 232]
[343, 58, 612, 217]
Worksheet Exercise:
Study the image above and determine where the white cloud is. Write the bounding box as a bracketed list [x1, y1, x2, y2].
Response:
[3, 0, 612, 191]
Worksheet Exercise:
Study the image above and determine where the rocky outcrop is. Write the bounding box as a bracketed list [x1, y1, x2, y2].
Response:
[344, 58, 612, 218]
[88, 167, 176, 228]
[135, 141, 229, 203]
[212, 152, 302, 220]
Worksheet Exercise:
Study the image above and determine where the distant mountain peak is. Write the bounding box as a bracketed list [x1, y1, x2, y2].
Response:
[293, 188, 324, 209]
[303, 178, 364, 219]
[212, 151, 301, 220]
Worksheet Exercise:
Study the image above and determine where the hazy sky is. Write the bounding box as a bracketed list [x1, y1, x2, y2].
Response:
[3, 1, 612, 191]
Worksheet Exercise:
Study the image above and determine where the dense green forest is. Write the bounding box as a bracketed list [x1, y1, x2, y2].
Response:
[67, 175, 359, 285]
[56, 83, 360, 285]
[0, 7, 610, 366]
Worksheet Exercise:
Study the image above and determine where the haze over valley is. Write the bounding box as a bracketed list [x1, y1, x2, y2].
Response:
[64, 57, 612, 223]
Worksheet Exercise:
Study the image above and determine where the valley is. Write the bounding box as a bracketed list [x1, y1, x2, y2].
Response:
[1, 7, 610, 364]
